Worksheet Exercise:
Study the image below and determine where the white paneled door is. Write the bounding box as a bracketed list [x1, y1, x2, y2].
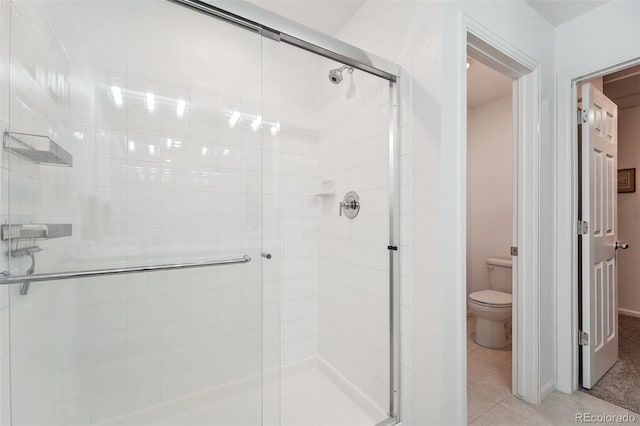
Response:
[581, 83, 619, 389]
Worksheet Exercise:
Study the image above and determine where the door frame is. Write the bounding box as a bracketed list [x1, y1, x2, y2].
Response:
[461, 16, 543, 410]
[556, 54, 640, 393]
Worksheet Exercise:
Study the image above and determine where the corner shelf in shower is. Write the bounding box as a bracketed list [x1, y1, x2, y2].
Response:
[1, 224, 73, 241]
[3, 131, 73, 167]
[1, 223, 72, 296]
[315, 180, 336, 197]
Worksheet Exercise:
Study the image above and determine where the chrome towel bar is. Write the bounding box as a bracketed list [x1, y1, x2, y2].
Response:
[0, 255, 251, 285]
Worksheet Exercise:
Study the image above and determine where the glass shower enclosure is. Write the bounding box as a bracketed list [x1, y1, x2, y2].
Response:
[0, 1, 400, 425]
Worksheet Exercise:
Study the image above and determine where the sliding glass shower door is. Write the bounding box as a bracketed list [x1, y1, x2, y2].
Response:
[0, 1, 400, 425]
[261, 39, 395, 425]
[2, 1, 265, 424]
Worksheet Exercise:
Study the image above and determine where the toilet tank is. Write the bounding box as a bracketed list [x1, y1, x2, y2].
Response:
[486, 258, 513, 294]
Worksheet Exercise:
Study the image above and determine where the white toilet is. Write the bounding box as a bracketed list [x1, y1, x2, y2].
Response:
[468, 258, 512, 349]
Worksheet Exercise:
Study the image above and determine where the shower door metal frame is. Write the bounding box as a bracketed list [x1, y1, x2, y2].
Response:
[386, 80, 401, 426]
[170, 0, 399, 81]
[170, 0, 402, 424]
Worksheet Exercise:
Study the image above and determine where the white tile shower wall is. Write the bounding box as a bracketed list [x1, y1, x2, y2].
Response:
[317, 74, 392, 410]
[262, 38, 326, 424]
[277, 128, 320, 366]
[3, 2, 267, 425]
[262, 123, 321, 374]
[1, 2, 396, 425]
[260, 38, 323, 384]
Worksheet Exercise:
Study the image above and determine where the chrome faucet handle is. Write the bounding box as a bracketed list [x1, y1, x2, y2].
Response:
[338, 200, 356, 214]
[339, 191, 360, 219]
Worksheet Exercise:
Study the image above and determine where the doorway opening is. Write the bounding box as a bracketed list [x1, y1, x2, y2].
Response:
[576, 63, 640, 414]
[465, 51, 517, 422]
[461, 27, 544, 418]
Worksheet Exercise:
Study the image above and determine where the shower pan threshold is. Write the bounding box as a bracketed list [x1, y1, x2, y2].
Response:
[97, 357, 386, 426]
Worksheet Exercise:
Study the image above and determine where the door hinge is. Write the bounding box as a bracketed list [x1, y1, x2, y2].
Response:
[387, 245, 398, 251]
[577, 220, 589, 235]
[578, 109, 589, 125]
[510, 246, 518, 256]
[579, 330, 589, 346]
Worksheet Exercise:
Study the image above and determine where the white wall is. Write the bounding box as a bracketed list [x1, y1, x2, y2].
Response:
[554, 0, 640, 393]
[336, 0, 556, 422]
[0, 1, 9, 424]
[467, 95, 513, 296]
[616, 106, 640, 316]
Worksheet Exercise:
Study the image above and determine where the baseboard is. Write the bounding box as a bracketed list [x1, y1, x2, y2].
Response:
[540, 380, 556, 401]
[618, 308, 640, 318]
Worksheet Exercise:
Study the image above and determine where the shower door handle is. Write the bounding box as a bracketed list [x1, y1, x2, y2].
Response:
[0, 255, 251, 285]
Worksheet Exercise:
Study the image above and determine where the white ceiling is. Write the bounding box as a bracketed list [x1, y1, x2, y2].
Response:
[246, 0, 604, 108]
[467, 59, 513, 108]
[525, 0, 610, 27]
[247, 0, 365, 35]
[250, 0, 611, 33]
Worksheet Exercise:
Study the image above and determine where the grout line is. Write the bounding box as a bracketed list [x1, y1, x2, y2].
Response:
[466, 388, 499, 424]
[495, 396, 535, 423]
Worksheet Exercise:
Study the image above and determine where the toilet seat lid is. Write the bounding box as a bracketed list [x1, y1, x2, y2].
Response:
[469, 290, 512, 306]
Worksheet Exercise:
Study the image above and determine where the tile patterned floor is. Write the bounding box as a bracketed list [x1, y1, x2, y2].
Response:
[467, 317, 639, 425]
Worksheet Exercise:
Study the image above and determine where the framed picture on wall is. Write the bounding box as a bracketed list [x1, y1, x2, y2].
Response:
[618, 168, 636, 193]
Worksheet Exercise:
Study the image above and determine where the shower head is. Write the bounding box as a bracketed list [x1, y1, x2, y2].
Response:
[328, 65, 353, 84]
[328, 69, 343, 84]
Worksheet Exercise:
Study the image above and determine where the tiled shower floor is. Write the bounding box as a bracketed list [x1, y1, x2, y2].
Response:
[278, 366, 385, 426]
[100, 360, 384, 426]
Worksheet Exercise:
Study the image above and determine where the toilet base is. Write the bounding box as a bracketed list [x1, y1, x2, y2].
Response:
[474, 316, 511, 349]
